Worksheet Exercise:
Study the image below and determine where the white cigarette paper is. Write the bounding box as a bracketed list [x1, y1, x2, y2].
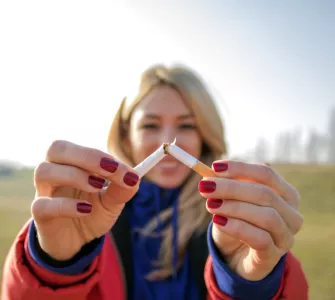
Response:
[134, 144, 167, 178]
[165, 140, 198, 168]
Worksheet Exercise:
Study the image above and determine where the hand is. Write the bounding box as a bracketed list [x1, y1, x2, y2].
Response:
[199, 161, 302, 281]
[31, 140, 140, 261]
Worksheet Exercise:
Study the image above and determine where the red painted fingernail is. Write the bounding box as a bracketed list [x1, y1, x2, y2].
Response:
[88, 175, 105, 189]
[123, 172, 139, 186]
[213, 162, 228, 172]
[77, 203, 92, 213]
[100, 157, 119, 173]
[207, 199, 223, 209]
[213, 215, 228, 226]
[198, 180, 216, 193]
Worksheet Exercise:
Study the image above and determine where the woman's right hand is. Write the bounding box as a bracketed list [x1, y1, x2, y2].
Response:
[31, 140, 140, 261]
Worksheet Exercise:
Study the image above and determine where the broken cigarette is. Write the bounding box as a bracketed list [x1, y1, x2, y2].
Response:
[165, 139, 216, 177]
[133, 139, 216, 178]
[134, 144, 167, 178]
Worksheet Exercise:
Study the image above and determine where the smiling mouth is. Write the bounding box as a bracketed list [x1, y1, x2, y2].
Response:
[157, 157, 180, 170]
[159, 161, 179, 168]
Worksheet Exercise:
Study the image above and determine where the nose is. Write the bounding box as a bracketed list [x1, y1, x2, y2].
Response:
[160, 126, 176, 144]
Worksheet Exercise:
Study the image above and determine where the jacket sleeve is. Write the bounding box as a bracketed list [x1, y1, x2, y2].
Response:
[205, 251, 309, 300]
[1, 219, 125, 300]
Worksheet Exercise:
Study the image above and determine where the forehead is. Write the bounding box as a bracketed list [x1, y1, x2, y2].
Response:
[133, 85, 192, 117]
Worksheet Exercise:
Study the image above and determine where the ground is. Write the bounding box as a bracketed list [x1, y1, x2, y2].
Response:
[0, 164, 334, 299]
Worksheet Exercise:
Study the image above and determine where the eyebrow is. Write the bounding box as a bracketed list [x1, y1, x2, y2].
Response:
[142, 114, 194, 120]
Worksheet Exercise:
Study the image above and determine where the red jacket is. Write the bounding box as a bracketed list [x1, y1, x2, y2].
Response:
[1, 220, 309, 300]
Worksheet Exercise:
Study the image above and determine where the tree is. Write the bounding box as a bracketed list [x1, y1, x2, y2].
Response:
[254, 138, 270, 163]
[327, 107, 335, 163]
[290, 127, 303, 162]
[305, 129, 321, 163]
[275, 132, 292, 163]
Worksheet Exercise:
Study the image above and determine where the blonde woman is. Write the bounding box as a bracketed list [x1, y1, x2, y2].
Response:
[2, 65, 308, 300]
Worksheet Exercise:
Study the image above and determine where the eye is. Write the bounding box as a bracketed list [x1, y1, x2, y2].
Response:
[179, 124, 197, 130]
[141, 123, 159, 129]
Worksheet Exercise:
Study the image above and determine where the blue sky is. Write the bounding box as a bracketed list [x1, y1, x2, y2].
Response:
[0, 0, 334, 165]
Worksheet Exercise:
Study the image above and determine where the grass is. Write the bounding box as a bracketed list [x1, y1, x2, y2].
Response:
[1, 164, 335, 299]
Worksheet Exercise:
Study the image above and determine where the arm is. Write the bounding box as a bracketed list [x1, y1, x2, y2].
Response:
[1, 219, 125, 300]
[205, 251, 309, 300]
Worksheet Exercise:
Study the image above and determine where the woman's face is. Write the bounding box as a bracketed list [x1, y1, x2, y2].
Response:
[127, 85, 202, 189]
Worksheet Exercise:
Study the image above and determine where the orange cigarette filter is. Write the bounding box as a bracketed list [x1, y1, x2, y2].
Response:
[165, 139, 216, 178]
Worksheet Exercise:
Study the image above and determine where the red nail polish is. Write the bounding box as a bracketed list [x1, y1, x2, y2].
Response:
[123, 172, 139, 187]
[100, 157, 119, 173]
[88, 175, 105, 189]
[213, 215, 228, 226]
[213, 162, 228, 172]
[198, 180, 216, 193]
[77, 203, 92, 213]
[207, 199, 223, 209]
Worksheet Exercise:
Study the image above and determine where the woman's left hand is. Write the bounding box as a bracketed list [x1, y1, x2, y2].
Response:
[199, 160, 303, 281]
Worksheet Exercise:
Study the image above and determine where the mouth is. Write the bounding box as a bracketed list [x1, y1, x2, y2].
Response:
[157, 157, 180, 172]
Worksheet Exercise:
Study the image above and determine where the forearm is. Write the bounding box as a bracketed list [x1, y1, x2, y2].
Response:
[1, 219, 103, 300]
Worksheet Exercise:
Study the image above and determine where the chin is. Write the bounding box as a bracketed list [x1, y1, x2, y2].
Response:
[144, 165, 193, 189]
[155, 179, 183, 189]
[146, 174, 190, 189]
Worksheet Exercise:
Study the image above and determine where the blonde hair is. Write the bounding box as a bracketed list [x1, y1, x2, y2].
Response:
[107, 64, 227, 279]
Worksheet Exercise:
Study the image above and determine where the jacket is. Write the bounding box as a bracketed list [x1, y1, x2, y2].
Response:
[1, 219, 309, 300]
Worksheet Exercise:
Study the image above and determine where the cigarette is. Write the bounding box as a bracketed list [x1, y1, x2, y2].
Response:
[165, 139, 216, 177]
[134, 144, 167, 178]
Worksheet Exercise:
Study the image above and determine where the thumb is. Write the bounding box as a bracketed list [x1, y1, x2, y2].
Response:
[31, 197, 92, 221]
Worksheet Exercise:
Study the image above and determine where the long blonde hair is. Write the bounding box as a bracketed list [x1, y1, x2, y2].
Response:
[107, 64, 227, 279]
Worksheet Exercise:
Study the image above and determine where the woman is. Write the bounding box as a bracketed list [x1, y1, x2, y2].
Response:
[1, 64, 308, 300]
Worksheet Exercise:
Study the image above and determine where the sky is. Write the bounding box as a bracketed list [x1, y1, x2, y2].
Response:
[0, 0, 334, 166]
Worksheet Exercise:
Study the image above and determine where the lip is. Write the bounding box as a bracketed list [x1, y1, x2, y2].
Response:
[156, 159, 181, 173]
[160, 156, 179, 164]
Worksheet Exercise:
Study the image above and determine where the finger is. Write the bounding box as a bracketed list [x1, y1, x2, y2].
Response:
[199, 178, 303, 233]
[100, 176, 140, 210]
[31, 197, 92, 221]
[34, 162, 105, 197]
[45, 140, 137, 186]
[207, 199, 294, 249]
[212, 214, 278, 257]
[212, 160, 300, 207]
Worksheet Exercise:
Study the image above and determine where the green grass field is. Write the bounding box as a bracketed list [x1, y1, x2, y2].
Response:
[0, 165, 334, 299]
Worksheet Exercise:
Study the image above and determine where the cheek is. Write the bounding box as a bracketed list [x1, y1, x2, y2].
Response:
[128, 130, 161, 164]
[177, 131, 202, 157]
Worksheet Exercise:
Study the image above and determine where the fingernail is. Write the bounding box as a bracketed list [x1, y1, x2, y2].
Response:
[213, 162, 228, 172]
[88, 175, 105, 189]
[198, 180, 216, 193]
[207, 199, 223, 209]
[77, 202, 92, 213]
[213, 215, 228, 226]
[123, 172, 139, 187]
[100, 157, 119, 173]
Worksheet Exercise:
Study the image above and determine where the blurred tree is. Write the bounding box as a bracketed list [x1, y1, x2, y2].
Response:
[275, 132, 292, 163]
[290, 127, 304, 162]
[305, 129, 322, 163]
[0, 161, 15, 177]
[327, 107, 335, 163]
[254, 137, 270, 163]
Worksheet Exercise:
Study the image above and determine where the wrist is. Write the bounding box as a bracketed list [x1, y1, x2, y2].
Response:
[37, 234, 82, 261]
[211, 224, 283, 281]
[34, 222, 84, 261]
